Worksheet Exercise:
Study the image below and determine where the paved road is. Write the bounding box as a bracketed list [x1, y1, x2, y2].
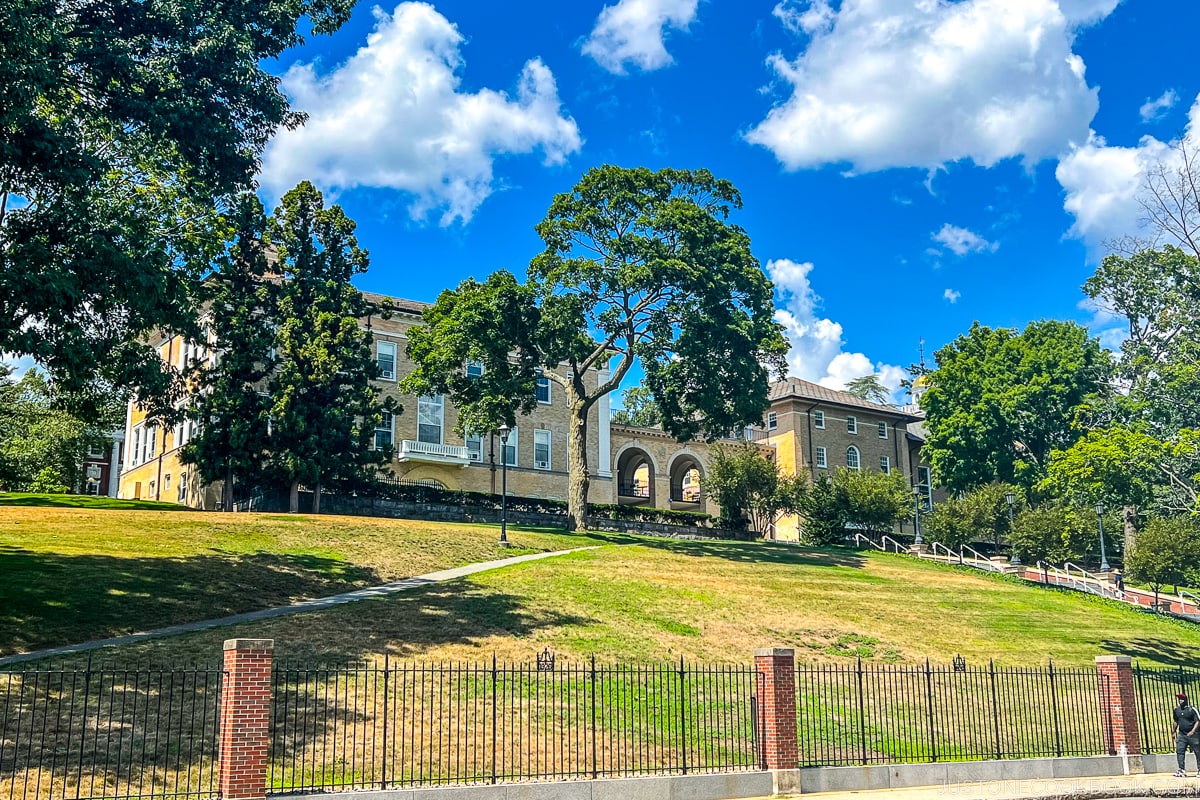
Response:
[0, 546, 599, 666]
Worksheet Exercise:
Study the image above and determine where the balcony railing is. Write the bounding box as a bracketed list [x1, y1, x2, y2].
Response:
[398, 439, 471, 466]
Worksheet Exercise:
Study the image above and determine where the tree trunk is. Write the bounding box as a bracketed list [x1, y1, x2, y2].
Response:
[224, 465, 234, 512]
[312, 478, 322, 515]
[1123, 505, 1138, 559]
[289, 480, 300, 513]
[566, 400, 590, 532]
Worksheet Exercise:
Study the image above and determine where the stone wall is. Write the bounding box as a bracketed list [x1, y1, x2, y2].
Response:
[253, 490, 753, 541]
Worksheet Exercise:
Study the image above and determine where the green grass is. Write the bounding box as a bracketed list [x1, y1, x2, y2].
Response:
[0, 504, 616, 655]
[0, 492, 188, 510]
[49, 534, 1200, 668]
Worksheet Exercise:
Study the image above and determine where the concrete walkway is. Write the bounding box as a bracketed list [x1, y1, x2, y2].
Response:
[763, 772, 1200, 799]
[0, 546, 598, 666]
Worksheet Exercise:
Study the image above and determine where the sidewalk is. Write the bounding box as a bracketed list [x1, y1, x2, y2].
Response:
[767, 772, 1200, 799]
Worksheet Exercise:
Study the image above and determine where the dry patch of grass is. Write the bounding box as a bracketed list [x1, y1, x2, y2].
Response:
[0, 505, 607, 655]
[56, 538, 1200, 668]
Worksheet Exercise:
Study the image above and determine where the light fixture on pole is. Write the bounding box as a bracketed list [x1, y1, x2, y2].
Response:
[1095, 502, 1110, 572]
[499, 423, 511, 547]
[1005, 491, 1019, 566]
[912, 484, 923, 546]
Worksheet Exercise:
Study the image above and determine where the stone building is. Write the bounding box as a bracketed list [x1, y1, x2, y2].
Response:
[116, 291, 726, 516]
[754, 377, 934, 541]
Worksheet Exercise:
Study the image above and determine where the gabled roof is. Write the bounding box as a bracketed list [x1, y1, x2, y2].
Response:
[769, 377, 922, 421]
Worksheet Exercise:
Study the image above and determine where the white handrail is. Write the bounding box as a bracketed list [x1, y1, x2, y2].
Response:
[959, 543, 1001, 571]
[931, 541, 956, 560]
[881, 535, 906, 554]
[1181, 590, 1200, 611]
[852, 533, 884, 551]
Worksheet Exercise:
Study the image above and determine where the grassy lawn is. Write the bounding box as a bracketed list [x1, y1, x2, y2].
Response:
[60, 536, 1200, 668]
[0, 492, 188, 511]
[0, 505, 611, 655]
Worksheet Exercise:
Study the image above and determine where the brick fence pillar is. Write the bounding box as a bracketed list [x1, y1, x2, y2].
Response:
[219, 639, 274, 800]
[754, 647, 798, 770]
[1096, 655, 1141, 755]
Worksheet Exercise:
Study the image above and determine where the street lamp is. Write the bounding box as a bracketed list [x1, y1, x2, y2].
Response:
[912, 485, 923, 546]
[498, 423, 511, 547]
[1005, 491, 1019, 566]
[1096, 502, 1110, 572]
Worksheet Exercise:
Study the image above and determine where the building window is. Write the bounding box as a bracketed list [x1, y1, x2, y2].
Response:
[164, 474, 172, 490]
[130, 427, 142, 467]
[813, 410, 825, 429]
[87, 443, 106, 459]
[417, 395, 444, 445]
[846, 445, 860, 471]
[503, 427, 518, 466]
[534, 429, 552, 470]
[465, 434, 484, 462]
[466, 360, 484, 379]
[178, 472, 188, 502]
[880, 456, 890, 475]
[846, 416, 857, 435]
[767, 412, 778, 430]
[878, 421, 888, 439]
[374, 411, 394, 452]
[815, 446, 827, 469]
[536, 371, 551, 404]
[377, 340, 397, 381]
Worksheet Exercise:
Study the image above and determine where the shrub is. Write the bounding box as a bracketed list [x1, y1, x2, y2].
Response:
[28, 466, 69, 494]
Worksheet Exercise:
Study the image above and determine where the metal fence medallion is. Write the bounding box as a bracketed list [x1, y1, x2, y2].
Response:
[953, 654, 967, 672]
[537, 647, 556, 672]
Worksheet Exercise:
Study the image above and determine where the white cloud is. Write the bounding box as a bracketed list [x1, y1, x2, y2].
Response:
[746, 0, 1112, 172]
[2, 354, 36, 378]
[772, 0, 835, 36]
[1139, 89, 1178, 123]
[931, 223, 999, 256]
[582, 0, 698, 74]
[944, 288, 961, 304]
[260, 2, 582, 225]
[1056, 93, 1200, 255]
[767, 258, 906, 397]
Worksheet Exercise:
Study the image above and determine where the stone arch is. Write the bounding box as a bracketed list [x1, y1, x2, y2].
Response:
[615, 444, 657, 506]
[667, 451, 706, 508]
[398, 465, 460, 490]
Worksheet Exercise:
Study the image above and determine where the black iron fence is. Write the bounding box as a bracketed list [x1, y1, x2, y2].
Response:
[269, 657, 759, 793]
[1135, 664, 1200, 754]
[796, 660, 1106, 766]
[0, 663, 222, 800]
[7, 656, 1198, 800]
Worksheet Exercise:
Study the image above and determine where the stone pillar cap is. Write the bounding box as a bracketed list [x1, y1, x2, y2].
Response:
[224, 638, 275, 651]
[755, 647, 796, 657]
[1095, 655, 1132, 664]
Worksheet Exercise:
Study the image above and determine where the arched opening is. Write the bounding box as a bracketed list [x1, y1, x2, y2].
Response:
[669, 455, 704, 508]
[616, 447, 656, 506]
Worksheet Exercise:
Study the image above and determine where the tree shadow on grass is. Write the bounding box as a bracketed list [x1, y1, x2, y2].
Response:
[1099, 636, 1200, 667]
[0, 546, 381, 656]
[621, 537, 867, 569]
[267, 582, 596, 664]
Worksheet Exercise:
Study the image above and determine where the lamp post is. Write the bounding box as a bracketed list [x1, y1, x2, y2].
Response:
[1096, 502, 1110, 572]
[499, 423, 511, 547]
[1005, 491, 1019, 566]
[912, 485, 923, 546]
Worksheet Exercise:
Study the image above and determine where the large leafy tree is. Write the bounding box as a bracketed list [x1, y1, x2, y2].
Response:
[0, 367, 122, 491]
[707, 442, 801, 534]
[844, 374, 892, 405]
[611, 385, 662, 428]
[920, 320, 1109, 493]
[405, 166, 789, 530]
[178, 195, 277, 511]
[266, 182, 394, 514]
[1126, 517, 1200, 609]
[0, 0, 354, 404]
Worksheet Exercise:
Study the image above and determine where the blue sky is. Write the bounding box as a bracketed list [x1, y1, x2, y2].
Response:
[254, 0, 1198, 402]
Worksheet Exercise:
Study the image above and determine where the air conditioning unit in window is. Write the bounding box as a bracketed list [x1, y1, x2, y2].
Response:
[535, 460, 550, 470]
[469, 450, 482, 461]
[379, 369, 395, 381]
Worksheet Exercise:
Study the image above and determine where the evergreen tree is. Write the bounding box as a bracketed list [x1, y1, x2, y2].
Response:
[179, 195, 277, 510]
[266, 182, 394, 513]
